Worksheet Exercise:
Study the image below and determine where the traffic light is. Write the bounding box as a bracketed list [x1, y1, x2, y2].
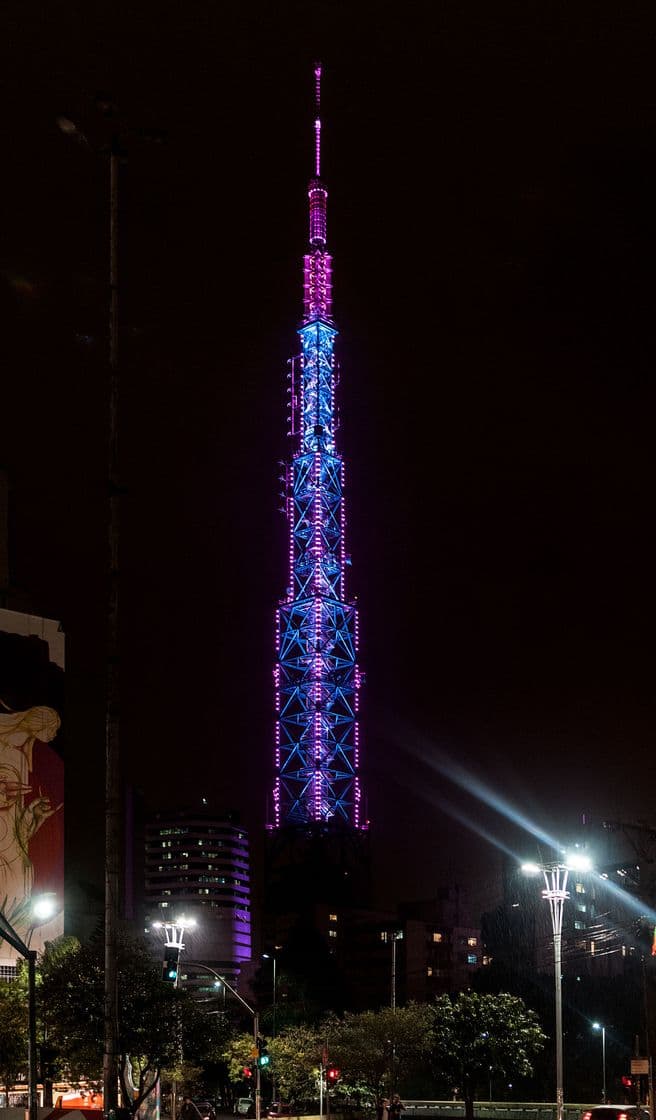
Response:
[162, 945, 179, 983]
[242, 1067, 252, 1080]
[257, 1036, 270, 1068]
[621, 1076, 633, 1089]
[326, 1067, 340, 1083]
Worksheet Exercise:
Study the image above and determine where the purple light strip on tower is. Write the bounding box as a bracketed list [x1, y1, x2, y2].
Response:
[313, 449, 323, 820]
[314, 63, 322, 177]
[315, 119, 321, 179]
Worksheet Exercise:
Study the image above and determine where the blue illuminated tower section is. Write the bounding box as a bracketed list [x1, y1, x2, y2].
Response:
[273, 65, 364, 831]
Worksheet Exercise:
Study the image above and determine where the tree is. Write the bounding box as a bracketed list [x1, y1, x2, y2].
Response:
[268, 1025, 323, 1105]
[223, 1032, 257, 1088]
[40, 933, 227, 1115]
[0, 976, 28, 1098]
[429, 992, 546, 1120]
[324, 1004, 433, 1103]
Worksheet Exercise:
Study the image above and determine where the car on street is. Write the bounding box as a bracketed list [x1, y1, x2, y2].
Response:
[267, 1106, 292, 1118]
[195, 1102, 217, 1120]
[582, 1107, 650, 1120]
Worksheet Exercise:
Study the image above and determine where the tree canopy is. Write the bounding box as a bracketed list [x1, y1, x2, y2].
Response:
[39, 934, 229, 1113]
[429, 992, 546, 1120]
[0, 972, 28, 1095]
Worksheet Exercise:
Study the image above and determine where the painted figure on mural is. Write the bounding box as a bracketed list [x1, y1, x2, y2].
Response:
[0, 705, 62, 928]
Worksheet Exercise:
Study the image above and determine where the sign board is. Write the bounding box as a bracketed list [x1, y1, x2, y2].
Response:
[631, 1059, 649, 1075]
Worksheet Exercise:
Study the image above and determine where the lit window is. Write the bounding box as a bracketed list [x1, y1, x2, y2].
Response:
[590, 940, 595, 955]
[467, 937, 477, 947]
[329, 913, 338, 922]
[427, 966, 433, 977]
[380, 931, 389, 943]
[574, 920, 584, 930]
[482, 955, 492, 966]
[433, 932, 443, 943]
[467, 953, 477, 965]
[328, 930, 337, 938]
[575, 882, 585, 894]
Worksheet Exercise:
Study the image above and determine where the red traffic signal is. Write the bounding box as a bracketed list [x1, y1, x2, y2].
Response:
[326, 1068, 340, 1083]
[243, 1067, 252, 1079]
[621, 1077, 633, 1089]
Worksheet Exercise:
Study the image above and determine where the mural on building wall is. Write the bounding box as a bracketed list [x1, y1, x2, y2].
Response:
[0, 705, 62, 927]
[0, 611, 64, 955]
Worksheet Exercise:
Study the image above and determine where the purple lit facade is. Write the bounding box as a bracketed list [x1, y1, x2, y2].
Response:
[273, 66, 365, 830]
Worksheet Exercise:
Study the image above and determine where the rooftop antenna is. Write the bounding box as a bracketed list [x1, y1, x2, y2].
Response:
[314, 61, 322, 178]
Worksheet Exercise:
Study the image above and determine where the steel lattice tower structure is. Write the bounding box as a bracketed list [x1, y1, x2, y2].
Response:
[272, 65, 365, 833]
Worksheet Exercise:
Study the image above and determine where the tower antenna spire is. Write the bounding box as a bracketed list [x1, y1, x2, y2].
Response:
[314, 61, 322, 177]
[273, 65, 364, 833]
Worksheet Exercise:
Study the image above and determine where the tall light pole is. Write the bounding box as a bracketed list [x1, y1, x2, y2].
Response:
[263, 953, 278, 1105]
[59, 106, 163, 1120]
[262, 952, 278, 1038]
[178, 961, 262, 1120]
[522, 853, 592, 1120]
[390, 929, 403, 1011]
[152, 917, 196, 1120]
[593, 1023, 607, 1103]
[0, 896, 58, 1120]
[58, 105, 123, 1120]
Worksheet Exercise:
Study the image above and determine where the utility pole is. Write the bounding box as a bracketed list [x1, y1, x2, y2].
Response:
[104, 127, 121, 1120]
[59, 105, 163, 1119]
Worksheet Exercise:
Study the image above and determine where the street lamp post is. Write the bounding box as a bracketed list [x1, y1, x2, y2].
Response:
[179, 962, 262, 1120]
[0, 897, 58, 1120]
[593, 1023, 607, 1103]
[263, 953, 278, 1104]
[390, 930, 403, 1011]
[152, 918, 196, 1120]
[262, 953, 278, 1038]
[58, 106, 163, 1120]
[522, 853, 592, 1120]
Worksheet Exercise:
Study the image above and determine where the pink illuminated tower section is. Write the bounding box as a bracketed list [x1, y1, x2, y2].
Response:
[273, 65, 364, 830]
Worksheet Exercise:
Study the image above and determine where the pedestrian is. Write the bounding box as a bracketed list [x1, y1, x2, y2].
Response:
[377, 1098, 390, 1120]
[180, 1098, 203, 1120]
[389, 1094, 404, 1120]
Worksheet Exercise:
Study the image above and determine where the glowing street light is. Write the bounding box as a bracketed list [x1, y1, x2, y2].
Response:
[521, 854, 593, 1120]
[31, 894, 58, 923]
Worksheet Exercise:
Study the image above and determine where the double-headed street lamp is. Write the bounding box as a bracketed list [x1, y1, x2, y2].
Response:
[522, 852, 593, 1120]
[152, 916, 197, 987]
[592, 1023, 607, 1103]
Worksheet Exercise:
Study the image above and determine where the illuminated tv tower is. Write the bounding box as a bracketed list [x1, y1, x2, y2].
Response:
[273, 64, 365, 832]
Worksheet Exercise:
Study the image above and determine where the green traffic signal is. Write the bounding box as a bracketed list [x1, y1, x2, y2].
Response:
[256, 1035, 270, 1068]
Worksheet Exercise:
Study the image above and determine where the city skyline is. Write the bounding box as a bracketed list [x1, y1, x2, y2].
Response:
[2, 1, 654, 904]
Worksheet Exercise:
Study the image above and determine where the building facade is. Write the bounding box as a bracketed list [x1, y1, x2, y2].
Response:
[145, 808, 251, 985]
[0, 607, 65, 975]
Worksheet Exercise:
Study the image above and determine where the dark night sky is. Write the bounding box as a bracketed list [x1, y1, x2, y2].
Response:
[2, 0, 655, 907]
